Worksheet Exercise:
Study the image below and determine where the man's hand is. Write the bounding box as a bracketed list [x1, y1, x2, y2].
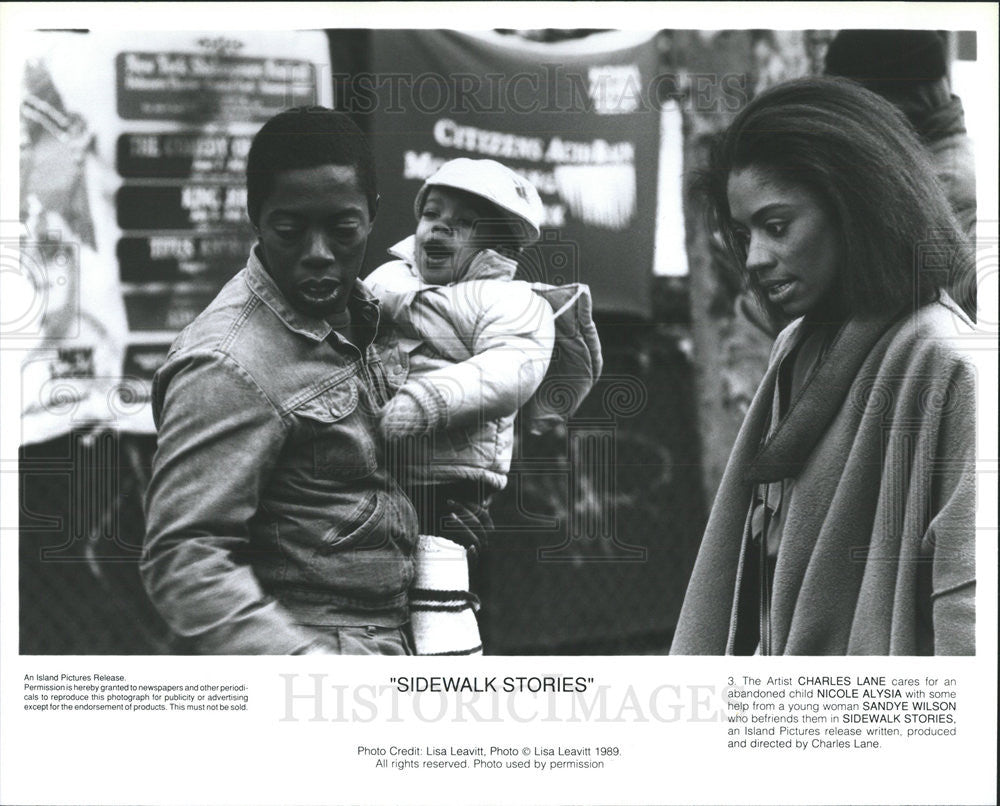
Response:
[439, 499, 493, 563]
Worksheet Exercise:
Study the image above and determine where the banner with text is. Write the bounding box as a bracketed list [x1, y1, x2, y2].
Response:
[366, 30, 664, 318]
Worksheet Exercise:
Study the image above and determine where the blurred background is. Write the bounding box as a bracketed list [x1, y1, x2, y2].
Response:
[16, 28, 980, 654]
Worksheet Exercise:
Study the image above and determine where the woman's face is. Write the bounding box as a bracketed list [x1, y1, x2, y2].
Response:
[726, 166, 842, 318]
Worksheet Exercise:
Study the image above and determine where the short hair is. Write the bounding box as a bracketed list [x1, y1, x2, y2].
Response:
[698, 76, 970, 320]
[246, 106, 376, 226]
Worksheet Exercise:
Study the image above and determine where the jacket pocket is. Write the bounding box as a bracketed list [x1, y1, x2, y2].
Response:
[294, 488, 413, 600]
[294, 381, 378, 481]
[375, 336, 413, 395]
[296, 381, 359, 423]
[318, 489, 385, 550]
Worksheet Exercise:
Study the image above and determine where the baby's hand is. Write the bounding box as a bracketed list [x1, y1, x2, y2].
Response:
[379, 384, 447, 439]
[379, 390, 426, 440]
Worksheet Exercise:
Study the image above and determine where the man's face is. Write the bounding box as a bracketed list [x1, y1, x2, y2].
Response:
[256, 164, 373, 319]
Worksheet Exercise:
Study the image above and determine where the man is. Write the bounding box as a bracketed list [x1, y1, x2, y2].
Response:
[143, 107, 429, 654]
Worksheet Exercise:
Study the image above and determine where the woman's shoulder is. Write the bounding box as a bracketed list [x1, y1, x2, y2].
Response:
[890, 294, 971, 346]
[881, 294, 975, 371]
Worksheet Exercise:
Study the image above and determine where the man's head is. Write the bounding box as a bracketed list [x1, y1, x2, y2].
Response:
[824, 30, 950, 133]
[246, 107, 377, 319]
[824, 29, 947, 92]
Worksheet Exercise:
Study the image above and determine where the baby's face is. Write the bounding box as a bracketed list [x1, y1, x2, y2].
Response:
[415, 187, 505, 284]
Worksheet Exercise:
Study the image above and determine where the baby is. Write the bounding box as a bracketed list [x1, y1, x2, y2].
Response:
[366, 158, 563, 654]
[368, 158, 559, 517]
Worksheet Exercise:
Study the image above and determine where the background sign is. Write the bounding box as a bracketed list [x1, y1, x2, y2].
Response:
[115, 51, 317, 121]
[18, 31, 331, 444]
[366, 30, 665, 317]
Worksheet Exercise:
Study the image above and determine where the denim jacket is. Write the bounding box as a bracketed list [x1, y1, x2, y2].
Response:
[142, 249, 419, 654]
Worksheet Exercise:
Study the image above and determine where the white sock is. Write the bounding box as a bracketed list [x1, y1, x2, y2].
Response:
[409, 534, 482, 656]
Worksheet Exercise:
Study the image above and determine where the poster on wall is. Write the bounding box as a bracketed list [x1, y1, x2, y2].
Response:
[367, 30, 667, 318]
[17, 30, 332, 445]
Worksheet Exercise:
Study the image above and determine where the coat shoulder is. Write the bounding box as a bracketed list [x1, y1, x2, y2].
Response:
[168, 271, 252, 355]
[884, 297, 974, 371]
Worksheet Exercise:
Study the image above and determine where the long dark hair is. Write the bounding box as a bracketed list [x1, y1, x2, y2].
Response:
[699, 76, 970, 321]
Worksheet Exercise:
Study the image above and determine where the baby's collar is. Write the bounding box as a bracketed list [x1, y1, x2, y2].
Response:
[385, 234, 518, 284]
[387, 235, 418, 267]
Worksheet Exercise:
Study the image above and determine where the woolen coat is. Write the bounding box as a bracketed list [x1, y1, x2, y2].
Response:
[671, 295, 976, 655]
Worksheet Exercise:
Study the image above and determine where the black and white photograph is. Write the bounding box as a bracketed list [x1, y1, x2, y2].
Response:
[1, 3, 996, 805]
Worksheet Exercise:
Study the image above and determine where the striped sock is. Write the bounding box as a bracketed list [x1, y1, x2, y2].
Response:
[409, 535, 482, 656]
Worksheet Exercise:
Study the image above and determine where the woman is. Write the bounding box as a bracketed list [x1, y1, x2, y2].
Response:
[671, 77, 976, 655]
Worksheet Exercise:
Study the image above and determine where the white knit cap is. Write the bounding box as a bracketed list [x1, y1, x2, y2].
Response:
[414, 158, 544, 245]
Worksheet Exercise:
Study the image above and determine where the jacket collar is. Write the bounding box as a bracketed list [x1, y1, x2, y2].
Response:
[245, 247, 381, 342]
[745, 309, 902, 483]
[388, 236, 418, 266]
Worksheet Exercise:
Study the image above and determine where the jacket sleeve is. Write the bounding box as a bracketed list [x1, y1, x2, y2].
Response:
[142, 353, 323, 655]
[385, 282, 556, 433]
[925, 357, 976, 656]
